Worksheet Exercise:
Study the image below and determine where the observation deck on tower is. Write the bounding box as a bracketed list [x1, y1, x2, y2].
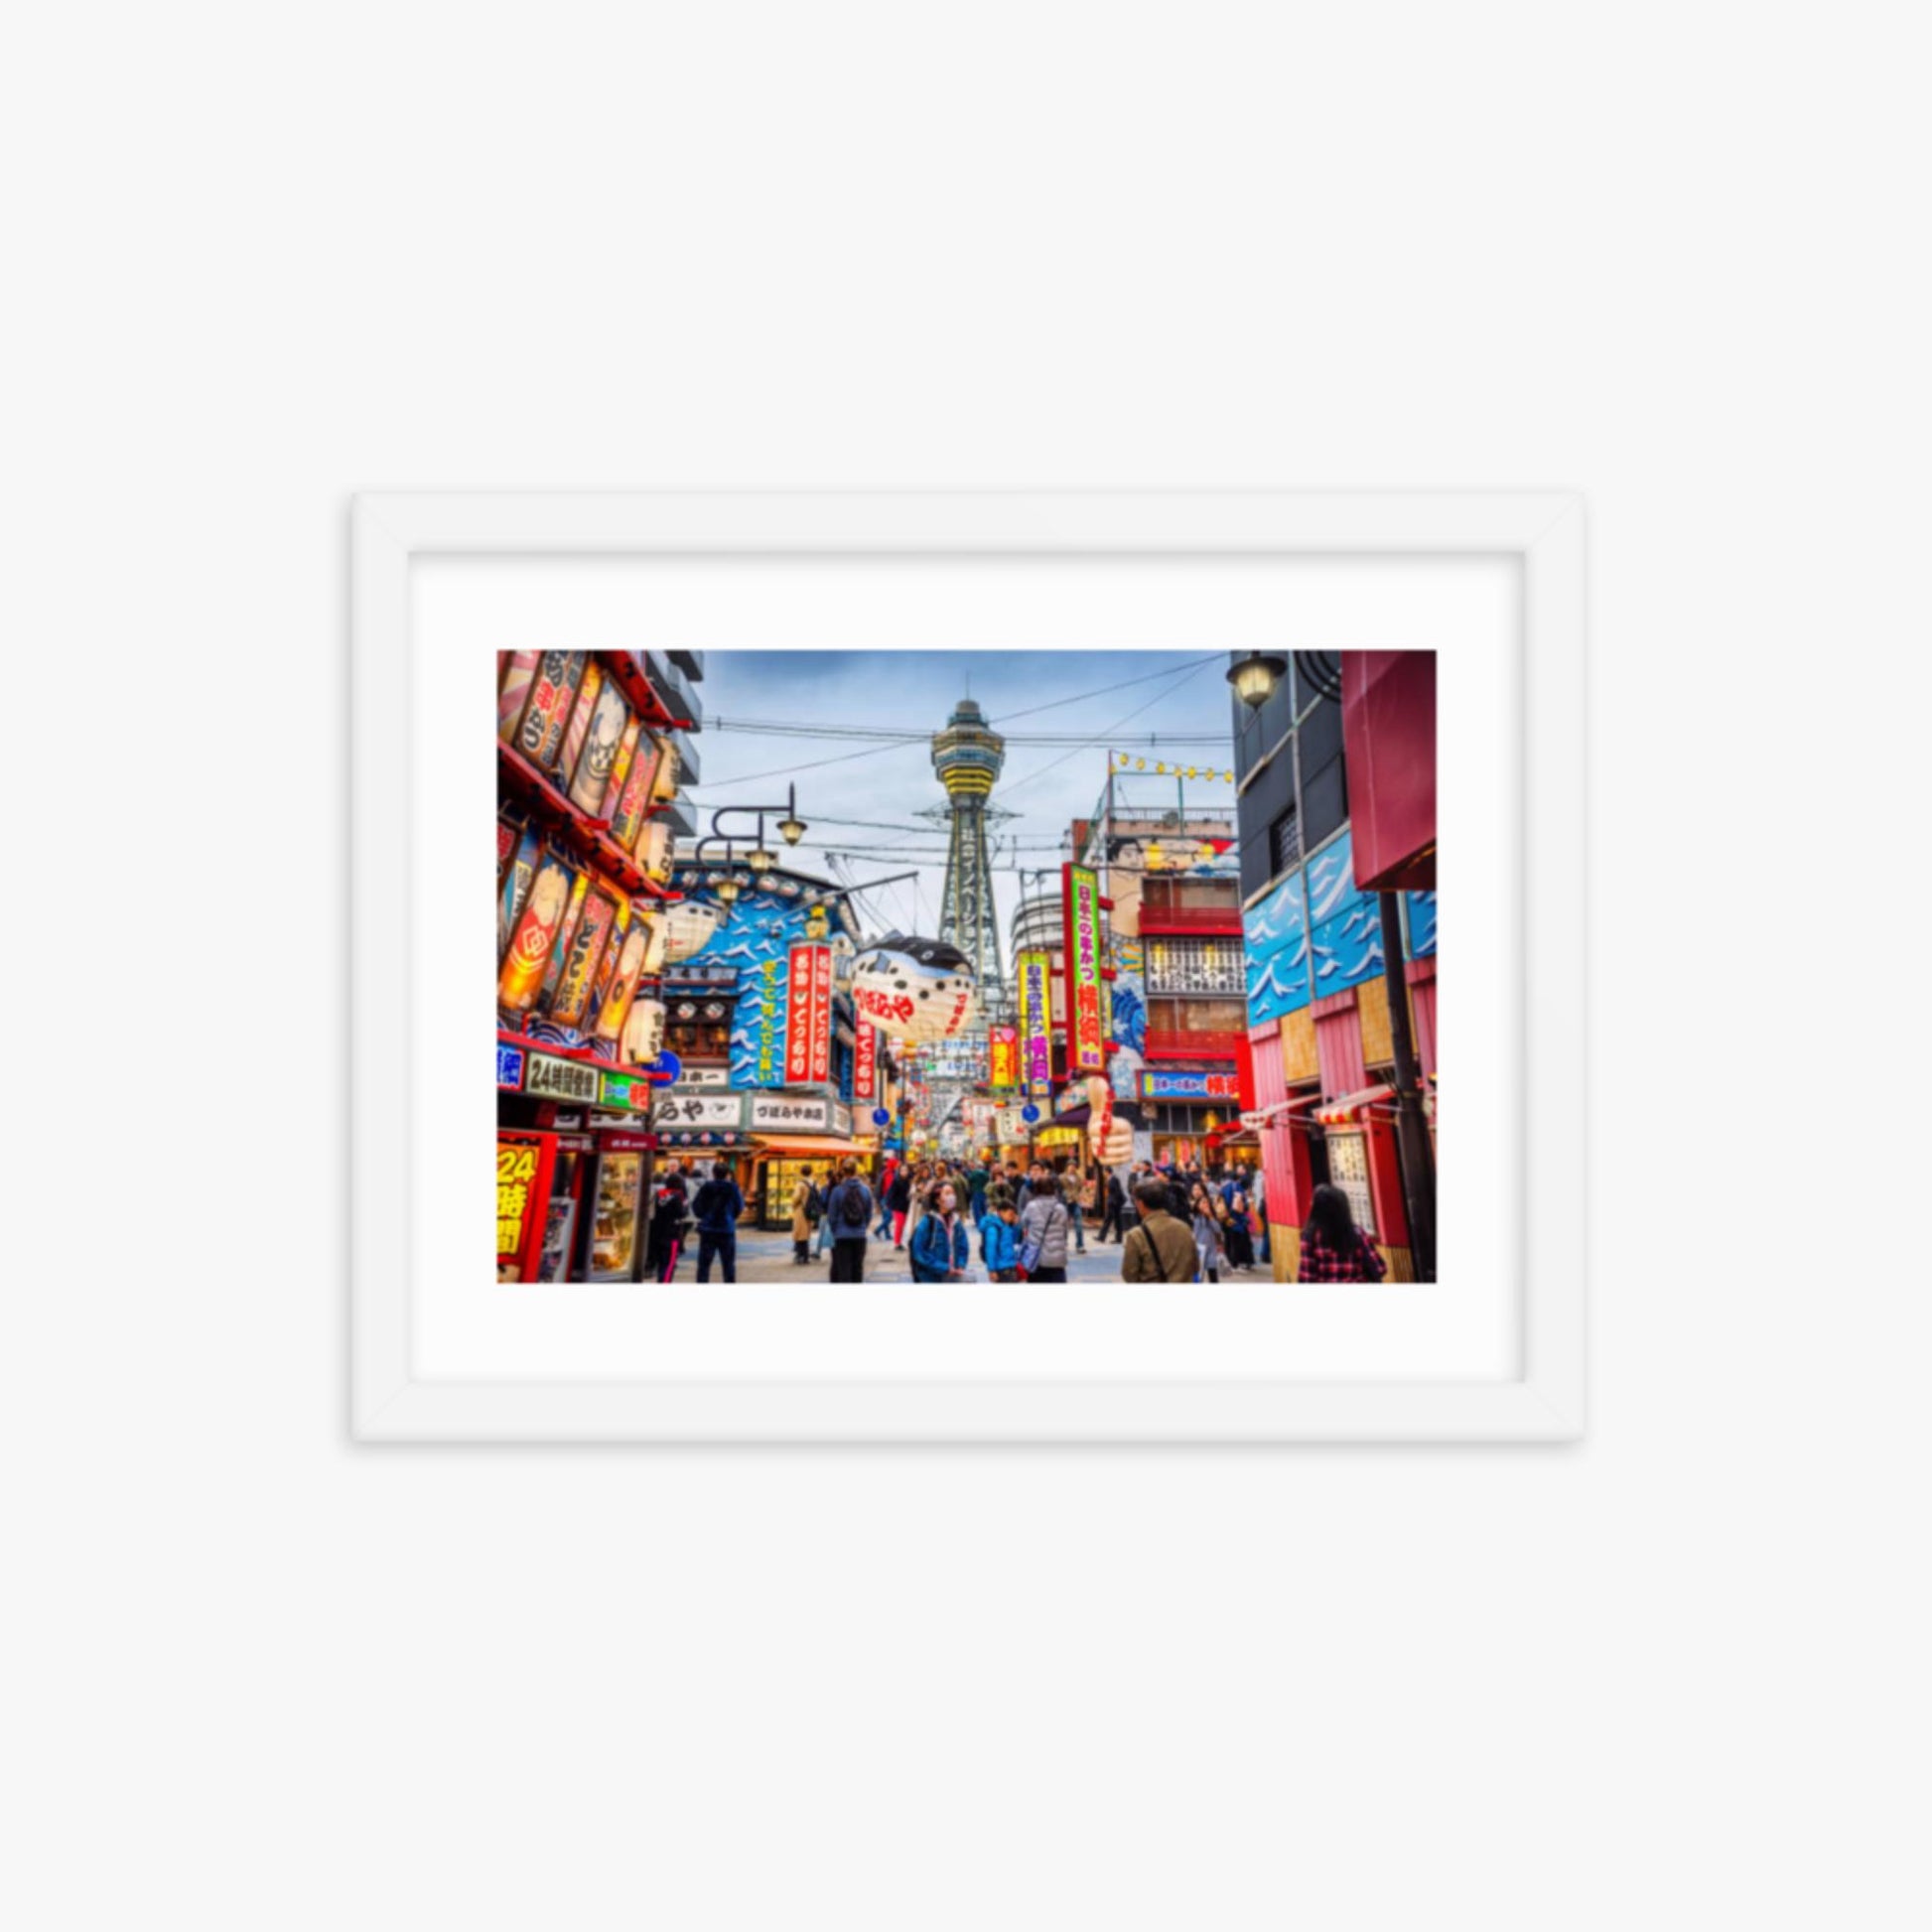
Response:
[931, 698, 1006, 795]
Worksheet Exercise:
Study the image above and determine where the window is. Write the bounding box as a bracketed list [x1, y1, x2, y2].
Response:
[1145, 937, 1245, 996]
[1148, 997, 1248, 1036]
[1302, 756, 1348, 849]
[1142, 876, 1240, 916]
[1268, 804, 1301, 876]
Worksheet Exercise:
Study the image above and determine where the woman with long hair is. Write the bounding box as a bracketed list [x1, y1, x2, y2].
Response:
[1188, 1179, 1226, 1284]
[1296, 1183, 1389, 1282]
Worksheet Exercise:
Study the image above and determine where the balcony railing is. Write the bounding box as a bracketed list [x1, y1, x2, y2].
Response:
[1143, 1027, 1247, 1062]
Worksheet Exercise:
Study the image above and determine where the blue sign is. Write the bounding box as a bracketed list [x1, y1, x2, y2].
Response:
[495, 1042, 526, 1090]
[1021, 1103, 1041, 1124]
[872, 1107, 891, 1127]
[647, 1048, 683, 1084]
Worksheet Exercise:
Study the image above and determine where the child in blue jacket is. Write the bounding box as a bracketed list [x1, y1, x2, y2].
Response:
[980, 1201, 1022, 1282]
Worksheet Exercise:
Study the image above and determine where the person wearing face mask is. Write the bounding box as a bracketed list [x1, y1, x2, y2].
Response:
[908, 1180, 972, 1282]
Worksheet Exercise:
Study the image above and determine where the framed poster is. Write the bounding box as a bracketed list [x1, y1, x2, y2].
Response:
[353, 492, 1585, 1441]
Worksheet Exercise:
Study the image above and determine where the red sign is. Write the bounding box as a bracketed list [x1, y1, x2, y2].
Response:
[496, 1128, 558, 1285]
[854, 1022, 879, 1102]
[988, 1024, 1018, 1090]
[785, 943, 834, 1084]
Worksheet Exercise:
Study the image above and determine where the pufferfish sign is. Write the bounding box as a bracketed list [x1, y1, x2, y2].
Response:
[850, 933, 978, 1043]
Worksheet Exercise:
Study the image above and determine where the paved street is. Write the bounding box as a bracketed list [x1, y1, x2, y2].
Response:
[660, 1220, 1267, 1284]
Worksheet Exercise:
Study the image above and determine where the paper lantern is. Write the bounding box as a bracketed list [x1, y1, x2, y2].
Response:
[621, 996, 666, 1066]
[850, 934, 978, 1043]
[659, 900, 722, 962]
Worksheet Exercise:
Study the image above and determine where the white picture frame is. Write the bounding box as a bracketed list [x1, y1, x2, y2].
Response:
[352, 492, 1585, 1442]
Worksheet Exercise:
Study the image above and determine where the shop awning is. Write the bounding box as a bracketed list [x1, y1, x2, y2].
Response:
[1315, 1084, 1393, 1126]
[750, 1135, 858, 1159]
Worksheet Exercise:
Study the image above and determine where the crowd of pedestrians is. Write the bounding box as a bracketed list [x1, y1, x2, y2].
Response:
[643, 1148, 1384, 1285]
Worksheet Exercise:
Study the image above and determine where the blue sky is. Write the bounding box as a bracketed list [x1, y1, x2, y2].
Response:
[682, 648, 1239, 947]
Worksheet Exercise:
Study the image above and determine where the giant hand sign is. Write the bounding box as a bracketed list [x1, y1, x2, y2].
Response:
[1086, 1074, 1133, 1168]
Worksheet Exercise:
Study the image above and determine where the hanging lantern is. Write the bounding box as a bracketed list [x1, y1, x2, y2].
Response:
[850, 934, 978, 1043]
[714, 874, 741, 906]
[638, 910, 669, 975]
[804, 901, 830, 941]
[622, 996, 667, 1066]
[658, 899, 722, 963]
[748, 845, 776, 874]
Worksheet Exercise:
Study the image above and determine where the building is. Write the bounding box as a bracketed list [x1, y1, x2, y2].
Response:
[494, 649, 705, 1283]
[1229, 650, 1438, 1282]
[1076, 769, 1250, 1170]
[654, 859, 887, 1228]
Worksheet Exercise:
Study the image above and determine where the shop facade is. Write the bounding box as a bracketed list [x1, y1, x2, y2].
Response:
[494, 648, 705, 1283]
[1231, 650, 1439, 1282]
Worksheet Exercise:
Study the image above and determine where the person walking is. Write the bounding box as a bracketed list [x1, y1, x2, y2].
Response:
[814, 1171, 837, 1260]
[908, 1180, 971, 1282]
[789, 1167, 817, 1265]
[1098, 1169, 1127, 1244]
[1119, 1178, 1198, 1282]
[690, 1161, 745, 1283]
[1296, 1183, 1389, 1282]
[967, 1160, 989, 1224]
[646, 1165, 693, 1283]
[887, 1163, 913, 1248]
[823, 1157, 874, 1283]
[1063, 1168, 1089, 1255]
[1251, 1164, 1270, 1267]
[1017, 1173, 1072, 1283]
[875, 1158, 897, 1238]
[1189, 1179, 1228, 1284]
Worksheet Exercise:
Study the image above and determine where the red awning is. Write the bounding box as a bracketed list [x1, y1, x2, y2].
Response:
[1315, 1084, 1394, 1126]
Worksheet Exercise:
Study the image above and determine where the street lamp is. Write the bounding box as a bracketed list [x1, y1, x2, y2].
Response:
[1226, 651, 1287, 708]
[776, 807, 807, 846]
[714, 873, 741, 905]
[747, 845, 775, 874]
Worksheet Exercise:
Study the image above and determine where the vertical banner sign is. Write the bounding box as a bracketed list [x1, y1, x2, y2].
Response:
[496, 1128, 557, 1285]
[854, 1021, 878, 1102]
[785, 944, 834, 1084]
[1062, 861, 1105, 1075]
[807, 944, 833, 1083]
[1018, 951, 1052, 1095]
[988, 1023, 1018, 1091]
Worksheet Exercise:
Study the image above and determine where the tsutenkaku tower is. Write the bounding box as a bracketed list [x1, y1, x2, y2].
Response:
[931, 697, 1007, 1000]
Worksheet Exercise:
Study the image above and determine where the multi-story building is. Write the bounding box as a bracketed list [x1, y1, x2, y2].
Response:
[1075, 772, 1250, 1169]
[1229, 650, 1438, 1281]
[654, 860, 878, 1227]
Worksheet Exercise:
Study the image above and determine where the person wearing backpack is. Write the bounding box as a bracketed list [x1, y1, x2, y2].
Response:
[824, 1157, 874, 1283]
[1189, 1178, 1228, 1284]
[981, 1197, 1022, 1282]
[1017, 1173, 1072, 1283]
[908, 1180, 971, 1282]
[1296, 1183, 1389, 1283]
[1120, 1179, 1199, 1283]
[689, 1161, 745, 1284]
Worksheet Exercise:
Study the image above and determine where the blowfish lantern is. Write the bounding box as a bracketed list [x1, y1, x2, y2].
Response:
[851, 933, 978, 1043]
[659, 900, 723, 964]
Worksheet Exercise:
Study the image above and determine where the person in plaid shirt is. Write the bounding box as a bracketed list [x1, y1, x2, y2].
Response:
[1296, 1183, 1389, 1282]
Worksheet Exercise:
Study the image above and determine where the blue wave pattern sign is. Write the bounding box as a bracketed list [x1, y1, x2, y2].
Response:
[1245, 829, 1426, 1028]
[1242, 869, 1311, 1026]
[675, 887, 819, 1089]
[1407, 890, 1437, 958]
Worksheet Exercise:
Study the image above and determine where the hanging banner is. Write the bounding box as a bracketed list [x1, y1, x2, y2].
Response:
[1018, 951, 1052, 1096]
[853, 1022, 879, 1102]
[784, 943, 833, 1084]
[1061, 862, 1105, 1075]
[988, 1023, 1019, 1091]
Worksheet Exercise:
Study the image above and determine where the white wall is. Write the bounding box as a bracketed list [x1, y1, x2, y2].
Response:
[7, 5, 1924, 1927]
